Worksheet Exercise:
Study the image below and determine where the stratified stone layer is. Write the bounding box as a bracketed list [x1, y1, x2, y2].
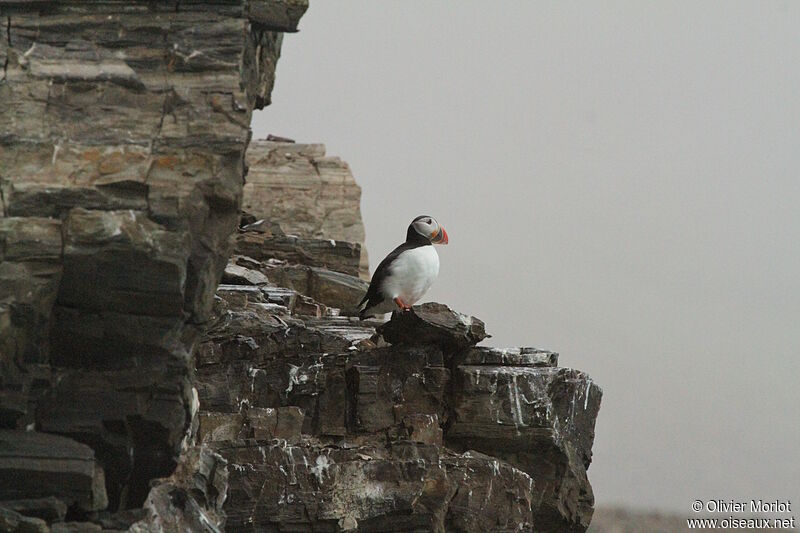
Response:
[196, 239, 603, 532]
[0, 0, 307, 514]
[0, 430, 107, 512]
[244, 140, 369, 277]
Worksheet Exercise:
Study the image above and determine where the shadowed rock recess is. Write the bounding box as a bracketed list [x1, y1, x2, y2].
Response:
[0, 2, 602, 532]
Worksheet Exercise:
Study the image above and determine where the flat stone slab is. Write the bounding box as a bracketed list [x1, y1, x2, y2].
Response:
[456, 346, 559, 367]
[222, 263, 272, 286]
[0, 496, 67, 522]
[377, 302, 488, 351]
[0, 430, 107, 512]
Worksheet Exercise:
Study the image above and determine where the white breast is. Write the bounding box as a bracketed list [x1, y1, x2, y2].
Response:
[381, 245, 440, 305]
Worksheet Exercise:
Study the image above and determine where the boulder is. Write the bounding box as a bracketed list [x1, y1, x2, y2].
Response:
[377, 302, 488, 351]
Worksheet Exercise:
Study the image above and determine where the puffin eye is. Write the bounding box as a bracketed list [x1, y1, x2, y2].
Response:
[424, 218, 432, 224]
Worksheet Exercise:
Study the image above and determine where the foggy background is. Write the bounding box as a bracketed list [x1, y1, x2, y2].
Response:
[252, 1, 800, 513]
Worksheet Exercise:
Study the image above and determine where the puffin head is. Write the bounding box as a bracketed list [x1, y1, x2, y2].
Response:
[407, 215, 449, 245]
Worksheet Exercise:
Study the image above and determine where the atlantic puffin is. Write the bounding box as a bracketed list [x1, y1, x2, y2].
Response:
[358, 215, 449, 319]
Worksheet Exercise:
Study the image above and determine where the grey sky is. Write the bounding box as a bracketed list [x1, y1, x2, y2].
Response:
[252, 1, 800, 513]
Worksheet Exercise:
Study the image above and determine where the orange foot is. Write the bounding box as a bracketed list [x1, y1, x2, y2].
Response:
[393, 297, 413, 312]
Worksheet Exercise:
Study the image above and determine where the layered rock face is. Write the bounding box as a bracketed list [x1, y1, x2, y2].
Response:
[0, 0, 306, 519]
[243, 140, 369, 278]
[193, 222, 602, 532]
[0, 2, 602, 531]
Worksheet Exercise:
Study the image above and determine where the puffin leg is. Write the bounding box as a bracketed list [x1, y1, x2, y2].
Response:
[393, 297, 412, 311]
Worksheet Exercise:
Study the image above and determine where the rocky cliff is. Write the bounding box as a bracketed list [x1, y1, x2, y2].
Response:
[0, 3, 601, 532]
[0, 0, 307, 529]
[196, 248, 601, 531]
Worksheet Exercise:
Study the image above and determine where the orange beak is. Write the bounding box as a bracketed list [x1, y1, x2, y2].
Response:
[431, 227, 449, 244]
